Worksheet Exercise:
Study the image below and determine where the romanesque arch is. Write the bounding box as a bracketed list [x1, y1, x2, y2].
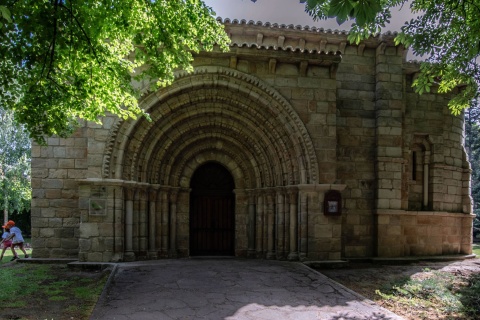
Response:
[93, 66, 321, 260]
[103, 66, 319, 188]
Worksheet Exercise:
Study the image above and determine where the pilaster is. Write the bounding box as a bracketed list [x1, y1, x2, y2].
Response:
[375, 42, 405, 210]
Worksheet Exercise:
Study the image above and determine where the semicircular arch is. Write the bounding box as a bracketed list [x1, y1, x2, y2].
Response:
[104, 66, 319, 187]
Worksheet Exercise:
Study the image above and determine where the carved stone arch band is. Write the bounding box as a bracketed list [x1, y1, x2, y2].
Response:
[102, 66, 320, 187]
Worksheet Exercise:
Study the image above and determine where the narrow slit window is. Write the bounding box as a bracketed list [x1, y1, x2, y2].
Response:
[412, 151, 417, 181]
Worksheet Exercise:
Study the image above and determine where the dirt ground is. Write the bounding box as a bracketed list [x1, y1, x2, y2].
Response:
[320, 257, 480, 319]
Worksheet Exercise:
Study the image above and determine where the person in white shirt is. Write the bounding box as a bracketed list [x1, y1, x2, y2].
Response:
[0, 220, 29, 261]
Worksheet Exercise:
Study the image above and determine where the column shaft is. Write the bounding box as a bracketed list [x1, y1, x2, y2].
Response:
[288, 189, 298, 260]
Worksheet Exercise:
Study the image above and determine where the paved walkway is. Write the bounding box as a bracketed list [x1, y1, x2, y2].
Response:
[91, 259, 404, 320]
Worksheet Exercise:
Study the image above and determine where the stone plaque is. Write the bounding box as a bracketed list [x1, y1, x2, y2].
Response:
[89, 187, 107, 215]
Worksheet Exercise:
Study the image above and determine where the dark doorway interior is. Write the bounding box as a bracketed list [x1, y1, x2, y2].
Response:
[190, 162, 235, 256]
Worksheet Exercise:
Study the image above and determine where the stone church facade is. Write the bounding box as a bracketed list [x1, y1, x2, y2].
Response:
[31, 20, 475, 262]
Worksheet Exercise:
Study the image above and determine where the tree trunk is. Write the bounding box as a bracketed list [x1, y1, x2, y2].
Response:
[3, 189, 7, 225]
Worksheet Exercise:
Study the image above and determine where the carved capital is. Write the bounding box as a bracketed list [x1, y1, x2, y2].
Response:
[124, 188, 135, 201]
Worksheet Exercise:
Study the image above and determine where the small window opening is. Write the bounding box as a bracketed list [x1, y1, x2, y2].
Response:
[412, 151, 417, 181]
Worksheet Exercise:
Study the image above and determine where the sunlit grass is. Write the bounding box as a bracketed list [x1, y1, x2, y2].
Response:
[376, 268, 480, 319]
[473, 244, 480, 256]
[0, 246, 32, 263]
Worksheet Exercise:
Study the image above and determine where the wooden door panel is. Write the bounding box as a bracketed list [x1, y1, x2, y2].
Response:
[190, 196, 234, 255]
[190, 163, 235, 256]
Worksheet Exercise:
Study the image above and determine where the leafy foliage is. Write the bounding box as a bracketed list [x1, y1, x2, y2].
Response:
[297, 0, 480, 114]
[0, 0, 230, 143]
[0, 107, 31, 219]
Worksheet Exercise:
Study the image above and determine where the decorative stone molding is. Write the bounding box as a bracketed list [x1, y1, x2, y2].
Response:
[104, 66, 320, 186]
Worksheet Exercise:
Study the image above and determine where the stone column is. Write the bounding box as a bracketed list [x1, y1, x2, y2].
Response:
[148, 188, 158, 259]
[169, 189, 178, 257]
[255, 191, 264, 257]
[299, 192, 308, 260]
[124, 188, 135, 261]
[139, 188, 148, 253]
[113, 185, 124, 261]
[266, 190, 276, 259]
[276, 188, 285, 260]
[247, 190, 256, 258]
[287, 187, 299, 260]
[160, 188, 169, 257]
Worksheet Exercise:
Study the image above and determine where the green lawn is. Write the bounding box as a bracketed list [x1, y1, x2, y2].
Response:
[0, 246, 32, 263]
[0, 259, 110, 319]
[473, 243, 480, 256]
[1, 239, 32, 263]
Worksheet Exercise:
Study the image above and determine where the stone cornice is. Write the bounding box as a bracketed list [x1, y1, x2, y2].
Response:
[220, 17, 398, 55]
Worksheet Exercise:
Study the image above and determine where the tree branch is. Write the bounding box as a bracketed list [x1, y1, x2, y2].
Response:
[58, 2, 101, 65]
[46, 0, 59, 79]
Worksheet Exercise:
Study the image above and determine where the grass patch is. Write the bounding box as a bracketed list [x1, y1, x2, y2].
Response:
[0, 263, 110, 319]
[0, 264, 53, 307]
[459, 273, 480, 317]
[0, 246, 32, 262]
[473, 243, 480, 256]
[375, 268, 480, 319]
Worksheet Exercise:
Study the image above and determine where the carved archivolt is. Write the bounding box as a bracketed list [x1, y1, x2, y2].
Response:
[103, 66, 319, 188]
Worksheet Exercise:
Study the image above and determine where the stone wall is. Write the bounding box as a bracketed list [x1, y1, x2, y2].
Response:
[377, 210, 473, 257]
[31, 127, 88, 257]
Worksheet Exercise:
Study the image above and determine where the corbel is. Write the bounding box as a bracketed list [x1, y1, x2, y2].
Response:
[376, 42, 387, 55]
[329, 63, 339, 79]
[277, 35, 285, 47]
[397, 44, 407, 59]
[338, 41, 346, 54]
[257, 33, 264, 45]
[319, 39, 327, 52]
[230, 56, 238, 69]
[269, 58, 277, 74]
[299, 38, 305, 51]
[299, 60, 308, 77]
[357, 43, 365, 56]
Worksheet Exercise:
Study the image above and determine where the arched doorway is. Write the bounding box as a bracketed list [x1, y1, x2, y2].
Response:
[190, 162, 235, 256]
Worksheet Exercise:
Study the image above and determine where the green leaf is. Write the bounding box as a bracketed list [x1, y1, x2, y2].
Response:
[327, 0, 355, 24]
[353, 0, 382, 27]
[0, 5, 12, 23]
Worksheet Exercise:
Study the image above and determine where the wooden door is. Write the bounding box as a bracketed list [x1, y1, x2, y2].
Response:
[190, 163, 235, 256]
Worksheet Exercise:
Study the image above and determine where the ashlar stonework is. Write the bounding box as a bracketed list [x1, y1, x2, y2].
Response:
[31, 20, 474, 262]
